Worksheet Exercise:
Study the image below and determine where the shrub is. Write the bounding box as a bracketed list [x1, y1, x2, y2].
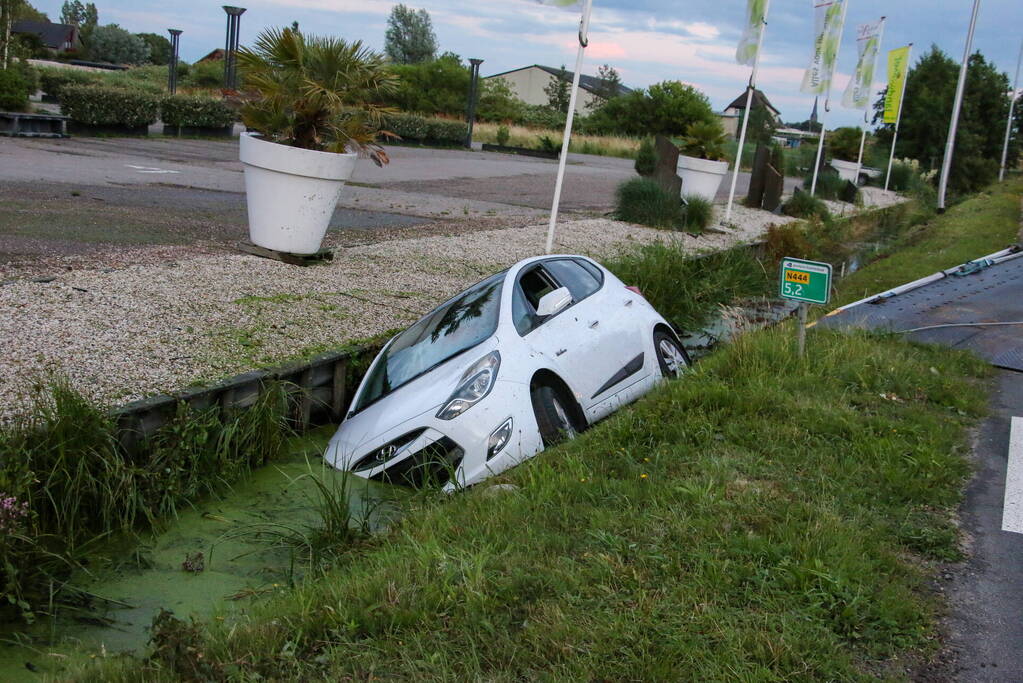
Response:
[518, 103, 565, 129]
[89, 24, 151, 65]
[161, 94, 235, 128]
[38, 67, 101, 98]
[681, 194, 713, 232]
[803, 169, 845, 200]
[495, 124, 510, 146]
[586, 80, 716, 137]
[634, 137, 656, 176]
[181, 59, 223, 89]
[0, 68, 30, 111]
[614, 177, 683, 230]
[59, 84, 161, 127]
[425, 117, 466, 145]
[384, 111, 429, 141]
[783, 189, 831, 220]
[764, 223, 815, 262]
[828, 127, 863, 161]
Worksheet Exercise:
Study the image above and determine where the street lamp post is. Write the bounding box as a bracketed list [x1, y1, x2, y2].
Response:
[464, 58, 484, 148]
[222, 6, 246, 90]
[167, 29, 182, 94]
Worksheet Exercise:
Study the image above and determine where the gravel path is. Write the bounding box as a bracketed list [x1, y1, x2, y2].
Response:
[0, 208, 796, 418]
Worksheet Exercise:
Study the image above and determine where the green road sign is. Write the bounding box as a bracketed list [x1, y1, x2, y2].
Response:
[779, 257, 832, 305]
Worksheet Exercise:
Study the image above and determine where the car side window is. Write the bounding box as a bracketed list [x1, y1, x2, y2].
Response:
[574, 258, 605, 286]
[544, 259, 601, 302]
[512, 283, 538, 336]
[519, 265, 558, 309]
[514, 265, 563, 336]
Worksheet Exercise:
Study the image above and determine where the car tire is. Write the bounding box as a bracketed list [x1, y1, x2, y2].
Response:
[654, 330, 690, 378]
[531, 384, 579, 448]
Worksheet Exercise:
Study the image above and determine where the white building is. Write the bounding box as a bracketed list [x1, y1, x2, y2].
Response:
[484, 64, 632, 115]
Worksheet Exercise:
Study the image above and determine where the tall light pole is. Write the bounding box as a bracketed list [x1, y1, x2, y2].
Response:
[167, 29, 182, 94]
[222, 6, 246, 90]
[464, 58, 483, 148]
[937, 0, 981, 212]
[999, 39, 1023, 182]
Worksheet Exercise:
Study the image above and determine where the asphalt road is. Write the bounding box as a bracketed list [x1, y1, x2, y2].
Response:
[939, 370, 1023, 682]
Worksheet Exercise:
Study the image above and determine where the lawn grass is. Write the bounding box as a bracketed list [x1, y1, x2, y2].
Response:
[831, 178, 1022, 308]
[73, 326, 989, 681]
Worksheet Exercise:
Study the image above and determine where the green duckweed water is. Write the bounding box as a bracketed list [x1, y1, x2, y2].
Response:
[0, 427, 402, 681]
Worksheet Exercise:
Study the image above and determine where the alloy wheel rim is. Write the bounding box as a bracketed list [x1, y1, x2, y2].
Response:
[658, 339, 686, 375]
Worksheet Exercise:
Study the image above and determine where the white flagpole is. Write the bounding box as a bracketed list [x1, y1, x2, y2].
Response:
[853, 17, 884, 185]
[725, 0, 772, 224]
[809, 0, 849, 197]
[998, 38, 1023, 182]
[937, 0, 981, 212]
[544, 0, 593, 254]
[884, 43, 913, 191]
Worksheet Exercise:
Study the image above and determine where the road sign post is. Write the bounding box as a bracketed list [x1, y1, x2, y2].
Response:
[779, 257, 832, 356]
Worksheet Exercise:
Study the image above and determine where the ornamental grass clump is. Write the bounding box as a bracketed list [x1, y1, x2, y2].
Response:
[236, 27, 398, 163]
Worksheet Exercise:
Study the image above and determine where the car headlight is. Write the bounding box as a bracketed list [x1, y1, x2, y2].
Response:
[436, 351, 501, 420]
[487, 418, 513, 459]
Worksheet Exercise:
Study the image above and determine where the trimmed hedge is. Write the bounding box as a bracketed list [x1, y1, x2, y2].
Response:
[383, 112, 466, 146]
[0, 68, 30, 112]
[59, 84, 161, 127]
[38, 68, 101, 98]
[161, 95, 235, 128]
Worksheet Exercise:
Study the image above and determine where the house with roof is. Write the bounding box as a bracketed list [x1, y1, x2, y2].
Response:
[484, 64, 632, 115]
[717, 88, 781, 137]
[12, 20, 80, 54]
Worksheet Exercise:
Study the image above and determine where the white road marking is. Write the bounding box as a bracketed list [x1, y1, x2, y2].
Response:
[125, 164, 180, 174]
[1003, 417, 1023, 534]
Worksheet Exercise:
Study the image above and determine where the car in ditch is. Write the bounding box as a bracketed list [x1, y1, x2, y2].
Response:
[323, 254, 690, 491]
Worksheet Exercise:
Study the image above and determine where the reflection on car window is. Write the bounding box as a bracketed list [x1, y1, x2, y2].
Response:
[545, 259, 601, 301]
[574, 258, 604, 285]
[353, 273, 505, 413]
[512, 284, 537, 336]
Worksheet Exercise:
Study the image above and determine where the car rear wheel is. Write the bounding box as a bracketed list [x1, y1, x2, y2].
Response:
[654, 330, 690, 378]
[531, 384, 579, 448]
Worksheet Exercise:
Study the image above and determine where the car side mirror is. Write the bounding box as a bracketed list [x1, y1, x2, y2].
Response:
[536, 286, 573, 317]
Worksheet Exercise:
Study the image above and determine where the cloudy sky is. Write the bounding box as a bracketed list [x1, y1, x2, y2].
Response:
[34, 0, 1023, 128]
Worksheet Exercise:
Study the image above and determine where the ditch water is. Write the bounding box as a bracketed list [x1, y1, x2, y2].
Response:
[0, 427, 401, 681]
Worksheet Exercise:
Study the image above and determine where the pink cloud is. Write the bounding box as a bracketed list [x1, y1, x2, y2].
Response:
[586, 41, 627, 59]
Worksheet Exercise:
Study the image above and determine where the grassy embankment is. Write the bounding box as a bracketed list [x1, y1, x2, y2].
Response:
[71, 182, 1019, 680]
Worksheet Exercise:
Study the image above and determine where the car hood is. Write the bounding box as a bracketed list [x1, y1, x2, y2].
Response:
[328, 338, 499, 461]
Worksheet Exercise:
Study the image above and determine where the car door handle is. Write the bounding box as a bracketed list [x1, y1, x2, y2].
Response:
[624, 299, 633, 306]
[589, 320, 600, 328]
[556, 348, 567, 356]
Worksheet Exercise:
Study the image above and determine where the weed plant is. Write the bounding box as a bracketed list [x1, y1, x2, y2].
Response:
[601, 243, 770, 330]
[614, 178, 684, 230]
[680, 194, 713, 232]
[0, 381, 292, 622]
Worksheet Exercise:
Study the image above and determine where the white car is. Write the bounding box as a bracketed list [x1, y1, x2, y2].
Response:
[324, 255, 690, 491]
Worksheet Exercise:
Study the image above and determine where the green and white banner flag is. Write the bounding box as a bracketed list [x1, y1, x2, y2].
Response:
[800, 0, 847, 95]
[841, 18, 883, 109]
[736, 0, 768, 66]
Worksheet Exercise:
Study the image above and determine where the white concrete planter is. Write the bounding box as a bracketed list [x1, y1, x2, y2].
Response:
[676, 155, 729, 202]
[831, 159, 860, 184]
[239, 132, 357, 255]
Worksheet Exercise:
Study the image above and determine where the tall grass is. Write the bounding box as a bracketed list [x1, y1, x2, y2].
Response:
[601, 243, 771, 330]
[613, 178, 683, 230]
[0, 380, 292, 622]
[472, 121, 640, 159]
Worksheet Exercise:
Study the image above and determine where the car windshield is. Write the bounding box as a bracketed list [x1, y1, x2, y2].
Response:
[351, 273, 505, 413]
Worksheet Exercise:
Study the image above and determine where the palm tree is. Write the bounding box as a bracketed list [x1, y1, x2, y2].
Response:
[236, 27, 397, 163]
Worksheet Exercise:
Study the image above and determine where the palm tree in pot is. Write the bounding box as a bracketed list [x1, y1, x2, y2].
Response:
[676, 120, 731, 202]
[236, 27, 397, 254]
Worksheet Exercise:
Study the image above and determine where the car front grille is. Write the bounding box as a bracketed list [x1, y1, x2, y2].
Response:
[369, 436, 464, 488]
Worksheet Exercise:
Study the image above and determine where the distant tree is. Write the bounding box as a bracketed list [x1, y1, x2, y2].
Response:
[477, 77, 525, 122]
[590, 63, 622, 104]
[0, 0, 26, 68]
[60, 0, 85, 25]
[544, 64, 570, 113]
[872, 44, 1016, 194]
[385, 52, 468, 114]
[384, 4, 436, 65]
[16, 0, 45, 21]
[89, 23, 150, 65]
[136, 32, 171, 65]
[784, 119, 822, 133]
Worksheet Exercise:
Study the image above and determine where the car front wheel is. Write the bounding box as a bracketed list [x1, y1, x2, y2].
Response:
[654, 330, 690, 378]
[531, 384, 578, 448]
